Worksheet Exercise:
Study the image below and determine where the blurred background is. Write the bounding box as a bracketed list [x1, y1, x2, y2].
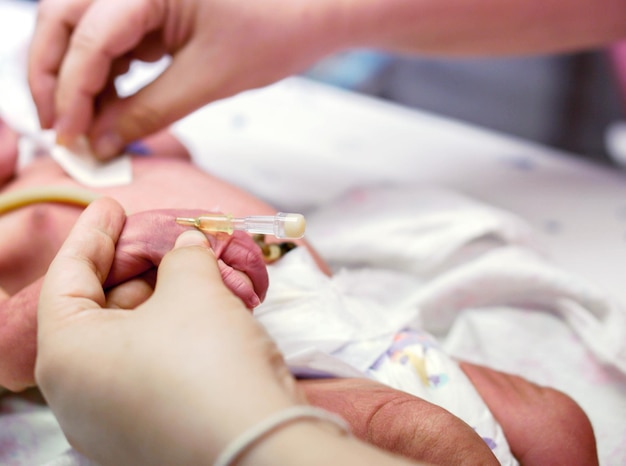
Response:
[304, 49, 623, 166]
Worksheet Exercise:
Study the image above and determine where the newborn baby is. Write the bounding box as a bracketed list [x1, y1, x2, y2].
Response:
[0, 118, 597, 466]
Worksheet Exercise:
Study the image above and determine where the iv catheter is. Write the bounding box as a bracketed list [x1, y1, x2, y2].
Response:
[175, 212, 306, 239]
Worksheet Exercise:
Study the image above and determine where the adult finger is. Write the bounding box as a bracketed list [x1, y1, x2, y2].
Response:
[149, 230, 246, 317]
[88, 44, 217, 159]
[53, 0, 166, 145]
[105, 271, 156, 310]
[38, 197, 126, 331]
[28, 0, 92, 129]
[149, 229, 302, 409]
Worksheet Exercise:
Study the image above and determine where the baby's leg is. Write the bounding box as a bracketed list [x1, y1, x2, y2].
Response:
[459, 362, 598, 466]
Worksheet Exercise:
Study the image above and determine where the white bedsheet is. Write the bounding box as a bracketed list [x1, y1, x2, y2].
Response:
[1, 1, 626, 464]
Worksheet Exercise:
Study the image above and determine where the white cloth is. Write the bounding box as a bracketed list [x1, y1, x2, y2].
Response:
[257, 247, 515, 464]
[252, 184, 626, 465]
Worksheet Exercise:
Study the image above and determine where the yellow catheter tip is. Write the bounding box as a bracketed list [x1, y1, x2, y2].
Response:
[175, 217, 199, 227]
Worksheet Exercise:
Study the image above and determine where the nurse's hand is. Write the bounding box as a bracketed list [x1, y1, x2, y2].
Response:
[28, 0, 341, 159]
[35, 197, 307, 465]
[32, 197, 501, 466]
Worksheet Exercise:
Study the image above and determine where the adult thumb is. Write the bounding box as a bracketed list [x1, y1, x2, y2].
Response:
[38, 197, 126, 327]
[150, 230, 244, 316]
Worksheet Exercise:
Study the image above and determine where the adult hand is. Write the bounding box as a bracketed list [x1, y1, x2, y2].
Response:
[0, 205, 268, 392]
[36, 197, 305, 464]
[29, 0, 341, 159]
[27, 196, 567, 466]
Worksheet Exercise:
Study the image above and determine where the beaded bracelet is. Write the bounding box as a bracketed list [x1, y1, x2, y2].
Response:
[214, 406, 351, 466]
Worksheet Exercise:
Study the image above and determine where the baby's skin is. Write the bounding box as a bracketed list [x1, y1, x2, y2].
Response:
[0, 155, 275, 390]
[0, 120, 598, 465]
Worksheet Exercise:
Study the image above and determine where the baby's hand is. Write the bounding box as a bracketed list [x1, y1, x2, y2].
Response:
[106, 209, 269, 309]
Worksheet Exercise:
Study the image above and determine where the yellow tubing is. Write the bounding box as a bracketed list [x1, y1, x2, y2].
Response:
[0, 186, 101, 215]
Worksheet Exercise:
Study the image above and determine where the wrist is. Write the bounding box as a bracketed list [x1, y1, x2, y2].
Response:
[309, 0, 397, 50]
[215, 406, 350, 466]
[237, 411, 354, 466]
[220, 405, 417, 466]
[241, 418, 417, 466]
[284, 0, 359, 60]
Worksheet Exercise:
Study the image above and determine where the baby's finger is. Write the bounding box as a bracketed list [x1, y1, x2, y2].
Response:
[38, 197, 126, 330]
[105, 210, 267, 309]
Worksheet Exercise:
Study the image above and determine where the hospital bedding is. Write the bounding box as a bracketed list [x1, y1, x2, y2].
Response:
[173, 78, 626, 464]
[1, 0, 626, 464]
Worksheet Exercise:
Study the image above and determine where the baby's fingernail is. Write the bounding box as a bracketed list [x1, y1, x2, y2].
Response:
[94, 131, 123, 159]
[250, 295, 261, 308]
[174, 230, 211, 250]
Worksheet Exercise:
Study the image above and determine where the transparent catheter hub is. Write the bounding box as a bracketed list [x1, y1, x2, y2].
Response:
[175, 212, 306, 239]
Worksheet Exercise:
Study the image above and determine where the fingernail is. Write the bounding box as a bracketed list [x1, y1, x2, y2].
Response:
[55, 131, 73, 148]
[94, 131, 124, 159]
[124, 140, 152, 156]
[69, 135, 96, 161]
[174, 230, 211, 250]
[250, 295, 261, 308]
